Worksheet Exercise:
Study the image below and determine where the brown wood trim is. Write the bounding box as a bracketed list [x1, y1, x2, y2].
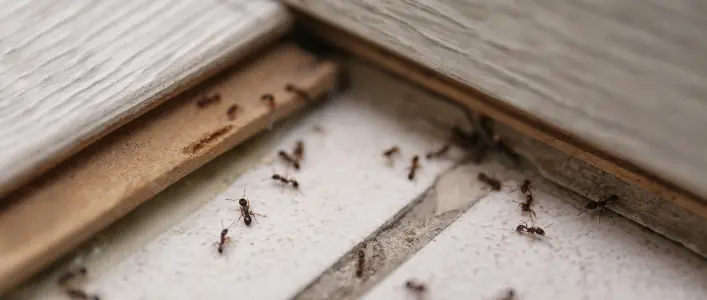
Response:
[0, 43, 339, 294]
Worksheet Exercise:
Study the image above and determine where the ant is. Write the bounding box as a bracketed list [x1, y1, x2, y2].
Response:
[497, 288, 517, 300]
[405, 279, 428, 293]
[515, 222, 549, 236]
[196, 93, 221, 108]
[261, 94, 276, 111]
[285, 83, 313, 102]
[215, 220, 234, 255]
[578, 194, 619, 216]
[65, 288, 100, 300]
[227, 191, 264, 226]
[272, 174, 300, 189]
[512, 179, 532, 196]
[278, 151, 301, 170]
[478, 172, 501, 191]
[355, 250, 365, 278]
[383, 146, 400, 158]
[226, 104, 240, 120]
[293, 140, 304, 162]
[57, 266, 87, 286]
[425, 144, 450, 159]
[407, 155, 421, 180]
[514, 194, 537, 219]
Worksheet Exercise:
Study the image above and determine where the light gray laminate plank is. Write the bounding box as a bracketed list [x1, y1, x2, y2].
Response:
[286, 0, 707, 200]
[0, 0, 291, 197]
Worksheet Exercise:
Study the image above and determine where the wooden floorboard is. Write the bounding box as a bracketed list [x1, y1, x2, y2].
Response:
[284, 0, 707, 201]
[0, 0, 291, 198]
[0, 43, 339, 294]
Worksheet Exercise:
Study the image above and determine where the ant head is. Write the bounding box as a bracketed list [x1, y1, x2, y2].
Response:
[238, 198, 248, 206]
[292, 181, 299, 188]
[607, 194, 619, 202]
[586, 201, 598, 209]
[285, 83, 295, 92]
[515, 224, 526, 232]
[244, 215, 252, 226]
[220, 229, 228, 236]
[271, 174, 280, 180]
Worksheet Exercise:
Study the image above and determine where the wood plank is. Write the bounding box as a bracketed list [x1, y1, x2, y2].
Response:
[0, 43, 339, 294]
[0, 0, 291, 198]
[284, 0, 707, 202]
[285, 9, 707, 221]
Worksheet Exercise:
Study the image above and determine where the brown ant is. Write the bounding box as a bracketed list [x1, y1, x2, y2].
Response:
[215, 220, 234, 255]
[514, 194, 537, 219]
[512, 179, 532, 196]
[278, 151, 301, 170]
[497, 288, 517, 300]
[578, 194, 619, 216]
[383, 146, 400, 159]
[355, 250, 365, 278]
[407, 155, 421, 180]
[478, 172, 501, 191]
[65, 288, 100, 300]
[226, 104, 240, 120]
[515, 222, 549, 236]
[285, 83, 312, 102]
[196, 93, 221, 108]
[425, 144, 450, 159]
[405, 279, 428, 293]
[227, 191, 264, 226]
[57, 266, 87, 286]
[272, 174, 300, 189]
[293, 140, 304, 162]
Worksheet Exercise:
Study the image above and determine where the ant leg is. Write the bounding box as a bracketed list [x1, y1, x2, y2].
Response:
[529, 209, 538, 221]
[577, 208, 589, 216]
[512, 201, 523, 212]
[250, 212, 260, 224]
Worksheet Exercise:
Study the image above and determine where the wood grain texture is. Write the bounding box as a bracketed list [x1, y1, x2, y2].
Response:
[0, 43, 339, 294]
[289, 14, 707, 224]
[285, 0, 707, 201]
[0, 0, 291, 198]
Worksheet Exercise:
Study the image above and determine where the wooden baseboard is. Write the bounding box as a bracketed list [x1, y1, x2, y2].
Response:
[287, 11, 707, 221]
[0, 43, 339, 294]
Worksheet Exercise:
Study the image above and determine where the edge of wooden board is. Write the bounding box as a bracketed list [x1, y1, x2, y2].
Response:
[0, 43, 339, 294]
[0, 9, 292, 199]
[285, 8, 707, 219]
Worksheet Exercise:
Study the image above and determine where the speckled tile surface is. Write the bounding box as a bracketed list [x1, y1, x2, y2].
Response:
[363, 162, 707, 300]
[71, 63, 464, 300]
